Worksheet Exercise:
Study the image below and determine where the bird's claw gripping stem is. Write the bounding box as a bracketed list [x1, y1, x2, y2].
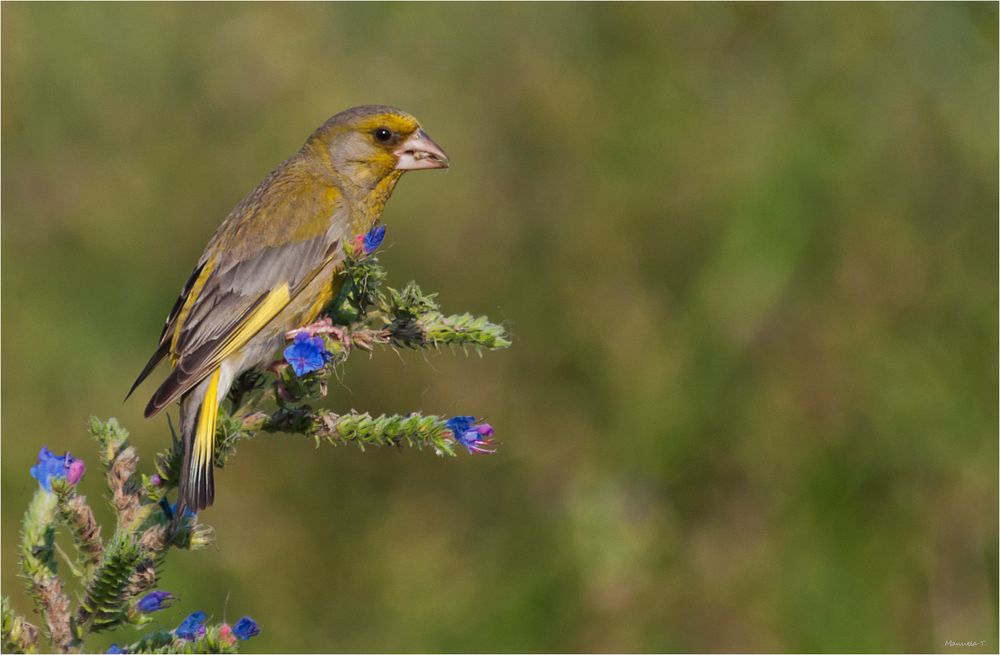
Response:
[286, 317, 350, 348]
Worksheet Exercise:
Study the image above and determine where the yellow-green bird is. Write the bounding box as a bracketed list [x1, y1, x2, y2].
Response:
[128, 105, 449, 512]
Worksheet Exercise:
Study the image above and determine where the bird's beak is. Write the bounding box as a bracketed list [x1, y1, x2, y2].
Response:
[394, 129, 450, 170]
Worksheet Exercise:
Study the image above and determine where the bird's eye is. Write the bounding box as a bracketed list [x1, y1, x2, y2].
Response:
[374, 128, 393, 143]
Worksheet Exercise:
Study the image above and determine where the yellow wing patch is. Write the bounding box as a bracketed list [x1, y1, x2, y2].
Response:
[185, 283, 292, 376]
[215, 283, 291, 363]
[169, 258, 217, 363]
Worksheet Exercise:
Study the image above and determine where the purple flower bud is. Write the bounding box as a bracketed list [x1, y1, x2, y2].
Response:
[66, 458, 85, 485]
[29, 447, 85, 492]
[136, 590, 173, 613]
[150, 474, 162, 486]
[175, 611, 207, 641]
[283, 332, 333, 377]
[232, 616, 261, 640]
[445, 416, 496, 455]
[219, 624, 236, 646]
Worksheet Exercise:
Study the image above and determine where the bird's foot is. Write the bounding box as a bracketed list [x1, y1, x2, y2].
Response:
[286, 317, 350, 348]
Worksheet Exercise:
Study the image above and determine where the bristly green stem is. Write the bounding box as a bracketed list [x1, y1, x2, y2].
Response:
[53, 486, 103, 581]
[244, 408, 459, 455]
[19, 488, 73, 652]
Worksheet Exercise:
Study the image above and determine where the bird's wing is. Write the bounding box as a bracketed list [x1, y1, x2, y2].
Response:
[126, 256, 216, 400]
[134, 163, 349, 416]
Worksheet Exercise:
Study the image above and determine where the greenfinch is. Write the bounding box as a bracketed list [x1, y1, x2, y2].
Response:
[128, 105, 449, 512]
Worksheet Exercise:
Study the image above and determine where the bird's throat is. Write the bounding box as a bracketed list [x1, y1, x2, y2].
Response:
[352, 170, 404, 233]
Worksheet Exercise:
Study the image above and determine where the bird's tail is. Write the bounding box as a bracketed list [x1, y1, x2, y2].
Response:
[177, 368, 221, 513]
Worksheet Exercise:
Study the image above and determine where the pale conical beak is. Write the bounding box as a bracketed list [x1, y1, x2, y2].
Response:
[394, 129, 450, 170]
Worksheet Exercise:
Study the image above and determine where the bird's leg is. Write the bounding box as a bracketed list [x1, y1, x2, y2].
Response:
[285, 316, 350, 348]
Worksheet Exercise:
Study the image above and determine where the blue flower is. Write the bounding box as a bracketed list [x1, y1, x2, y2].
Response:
[30, 447, 85, 491]
[232, 616, 261, 640]
[445, 415, 476, 435]
[175, 610, 207, 641]
[445, 416, 496, 454]
[172, 502, 197, 522]
[363, 224, 386, 254]
[136, 590, 173, 613]
[106, 644, 125, 653]
[159, 498, 197, 523]
[283, 332, 332, 376]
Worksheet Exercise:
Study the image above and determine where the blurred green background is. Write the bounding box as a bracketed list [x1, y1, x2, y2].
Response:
[2, 3, 997, 652]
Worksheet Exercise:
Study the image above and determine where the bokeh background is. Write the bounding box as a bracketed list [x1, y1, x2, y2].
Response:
[2, 3, 997, 653]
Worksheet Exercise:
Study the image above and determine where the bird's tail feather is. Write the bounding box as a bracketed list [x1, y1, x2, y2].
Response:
[178, 368, 220, 513]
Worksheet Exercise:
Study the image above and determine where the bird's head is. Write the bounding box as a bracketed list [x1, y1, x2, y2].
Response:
[305, 105, 449, 189]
